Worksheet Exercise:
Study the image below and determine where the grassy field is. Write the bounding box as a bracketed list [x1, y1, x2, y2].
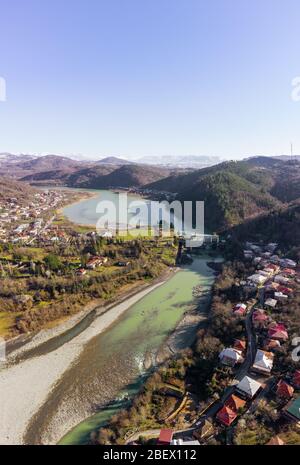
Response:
[0, 312, 22, 339]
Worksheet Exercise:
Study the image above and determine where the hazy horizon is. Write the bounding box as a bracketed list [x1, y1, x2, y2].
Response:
[1, 151, 298, 163]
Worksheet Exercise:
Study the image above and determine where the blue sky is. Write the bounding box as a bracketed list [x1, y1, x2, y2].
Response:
[1, 0, 300, 159]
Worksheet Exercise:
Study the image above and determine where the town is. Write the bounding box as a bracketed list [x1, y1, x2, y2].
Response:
[98, 240, 300, 446]
[0, 189, 70, 244]
[1, 183, 299, 446]
[0, 187, 178, 338]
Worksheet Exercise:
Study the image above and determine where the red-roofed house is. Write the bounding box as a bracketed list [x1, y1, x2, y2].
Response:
[276, 380, 294, 400]
[157, 429, 173, 445]
[86, 256, 108, 269]
[266, 282, 280, 292]
[233, 303, 247, 315]
[292, 370, 300, 389]
[252, 309, 269, 328]
[76, 268, 87, 276]
[268, 264, 280, 272]
[264, 339, 281, 351]
[268, 323, 288, 341]
[234, 339, 246, 352]
[225, 394, 246, 412]
[216, 405, 237, 426]
[282, 268, 296, 276]
[277, 286, 293, 295]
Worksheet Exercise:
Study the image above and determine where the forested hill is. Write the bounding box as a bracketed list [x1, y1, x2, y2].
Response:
[230, 202, 300, 260]
[1, 153, 300, 233]
[146, 158, 300, 232]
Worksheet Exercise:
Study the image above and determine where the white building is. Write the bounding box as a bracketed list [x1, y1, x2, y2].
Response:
[247, 274, 268, 286]
[219, 348, 244, 367]
[252, 349, 274, 375]
[236, 376, 262, 399]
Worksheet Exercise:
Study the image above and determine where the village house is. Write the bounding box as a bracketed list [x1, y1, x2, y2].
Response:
[265, 263, 280, 274]
[264, 298, 278, 309]
[262, 252, 272, 259]
[266, 243, 278, 253]
[171, 439, 200, 445]
[193, 420, 214, 442]
[247, 273, 268, 286]
[292, 370, 300, 389]
[219, 348, 244, 367]
[252, 309, 269, 328]
[86, 256, 107, 270]
[76, 268, 87, 276]
[243, 249, 254, 260]
[277, 285, 293, 295]
[225, 394, 246, 412]
[257, 269, 272, 278]
[252, 349, 274, 375]
[234, 339, 246, 352]
[282, 268, 296, 277]
[283, 396, 300, 424]
[268, 322, 289, 341]
[233, 303, 247, 315]
[270, 255, 280, 264]
[216, 405, 238, 426]
[274, 275, 290, 286]
[245, 242, 262, 254]
[263, 339, 281, 352]
[280, 258, 297, 269]
[276, 380, 294, 401]
[236, 376, 262, 399]
[274, 291, 288, 302]
[265, 282, 280, 293]
[157, 429, 173, 445]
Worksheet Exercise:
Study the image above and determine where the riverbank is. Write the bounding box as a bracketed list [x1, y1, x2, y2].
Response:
[55, 188, 99, 218]
[54, 256, 219, 446]
[0, 269, 177, 445]
[93, 258, 224, 445]
[7, 266, 176, 360]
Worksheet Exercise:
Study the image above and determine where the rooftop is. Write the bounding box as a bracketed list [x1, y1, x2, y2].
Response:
[236, 376, 262, 398]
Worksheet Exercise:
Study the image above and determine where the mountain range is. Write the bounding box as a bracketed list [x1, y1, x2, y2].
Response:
[1, 152, 300, 232]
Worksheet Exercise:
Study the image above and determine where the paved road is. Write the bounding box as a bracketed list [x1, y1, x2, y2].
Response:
[220, 302, 257, 403]
[170, 301, 259, 439]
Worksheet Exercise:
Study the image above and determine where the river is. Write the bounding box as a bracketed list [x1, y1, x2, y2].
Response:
[0, 188, 219, 445]
[22, 256, 217, 445]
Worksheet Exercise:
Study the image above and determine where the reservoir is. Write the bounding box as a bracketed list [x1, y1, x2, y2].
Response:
[62, 188, 196, 234]
[63, 189, 144, 229]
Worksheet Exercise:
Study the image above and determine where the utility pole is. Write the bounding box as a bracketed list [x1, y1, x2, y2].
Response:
[290, 142, 297, 164]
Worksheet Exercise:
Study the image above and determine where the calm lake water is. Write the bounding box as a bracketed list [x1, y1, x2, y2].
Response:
[62, 188, 192, 233]
[63, 189, 145, 229]
[23, 256, 217, 445]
